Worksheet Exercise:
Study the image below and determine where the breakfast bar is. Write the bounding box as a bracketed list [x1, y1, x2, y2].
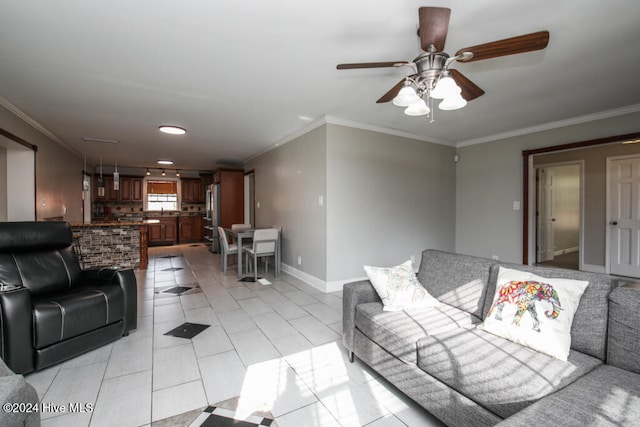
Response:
[71, 221, 149, 269]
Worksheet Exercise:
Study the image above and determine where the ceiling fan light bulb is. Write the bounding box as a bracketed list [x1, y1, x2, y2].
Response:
[404, 99, 430, 116]
[431, 76, 461, 99]
[393, 86, 421, 107]
[439, 93, 467, 110]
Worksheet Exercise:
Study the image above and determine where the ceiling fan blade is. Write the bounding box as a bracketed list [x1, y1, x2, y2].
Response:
[376, 79, 409, 103]
[337, 61, 409, 70]
[418, 7, 451, 52]
[455, 31, 549, 62]
[449, 69, 484, 101]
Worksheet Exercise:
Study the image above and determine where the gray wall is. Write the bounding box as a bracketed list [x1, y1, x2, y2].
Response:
[456, 111, 640, 265]
[326, 124, 456, 283]
[0, 104, 84, 222]
[246, 125, 328, 281]
[247, 122, 457, 289]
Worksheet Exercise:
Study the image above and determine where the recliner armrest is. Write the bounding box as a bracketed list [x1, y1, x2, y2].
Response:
[342, 280, 381, 353]
[78, 267, 138, 333]
[0, 288, 35, 374]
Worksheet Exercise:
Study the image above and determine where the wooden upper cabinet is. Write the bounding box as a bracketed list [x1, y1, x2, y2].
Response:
[181, 178, 205, 203]
[94, 175, 144, 202]
[120, 177, 132, 201]
[131, 178, 143, 201]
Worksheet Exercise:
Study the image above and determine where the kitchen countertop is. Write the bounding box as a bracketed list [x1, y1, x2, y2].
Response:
[87, 213, 205, 225]
[71, 221, 145, 227]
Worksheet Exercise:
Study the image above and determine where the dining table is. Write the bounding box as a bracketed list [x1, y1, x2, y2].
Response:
[224, 227, 281, 279]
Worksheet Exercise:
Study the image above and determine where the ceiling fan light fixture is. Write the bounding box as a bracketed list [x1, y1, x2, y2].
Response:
[392, 85, 421, 107]
[404, 99, 430, 116]
[439, 93, 467, 110]
[430, 75, 461, 99]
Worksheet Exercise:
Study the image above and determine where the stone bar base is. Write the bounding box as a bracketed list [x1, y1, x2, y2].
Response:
[71, 223, 141, 269]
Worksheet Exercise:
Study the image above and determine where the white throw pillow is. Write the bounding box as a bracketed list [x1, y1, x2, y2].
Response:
[364, 260, 439, 311]
[478, 266, 588, 361]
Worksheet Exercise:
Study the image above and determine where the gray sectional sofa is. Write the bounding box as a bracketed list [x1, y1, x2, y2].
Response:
[343, 249, 640, 426]
[0, 357, 39, 426]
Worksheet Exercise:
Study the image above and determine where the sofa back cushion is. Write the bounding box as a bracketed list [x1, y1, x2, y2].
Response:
[417, 249, 495, 318]
[0, 222, 80, 297]
[486, 262, 618, 361]
[607, 283, 640, 373]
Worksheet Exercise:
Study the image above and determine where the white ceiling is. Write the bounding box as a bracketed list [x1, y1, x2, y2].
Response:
[1, 1, 640, 171]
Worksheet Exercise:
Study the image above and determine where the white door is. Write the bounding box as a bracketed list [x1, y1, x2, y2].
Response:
[537, 168, 555, 262]
[610, 157, 640, 277]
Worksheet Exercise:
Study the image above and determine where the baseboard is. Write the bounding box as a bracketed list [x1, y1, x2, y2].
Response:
[554, 247, 579, 256]
[582, 263, 606, 274]
[280, 264, 368, 293]
[325, 276, 369, 293]
[280, 264, 328, 292]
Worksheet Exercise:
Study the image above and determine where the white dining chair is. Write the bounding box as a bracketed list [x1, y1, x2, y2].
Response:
[218, 226, 238, 274]
[243, 228, 279, 281]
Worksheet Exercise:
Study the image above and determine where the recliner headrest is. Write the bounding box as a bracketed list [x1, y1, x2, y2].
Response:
[0, 221, 73, 252]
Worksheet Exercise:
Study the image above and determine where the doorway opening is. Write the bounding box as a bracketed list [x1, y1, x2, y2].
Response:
[244, 170, 255, 226]
[0, 129, 36, 221]
[534, 163, 582, 271]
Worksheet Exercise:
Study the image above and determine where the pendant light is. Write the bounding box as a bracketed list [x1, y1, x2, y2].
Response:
[97, 155, 105, 197]
[82, 140, 90, 192]
[113, 142, 120, 191]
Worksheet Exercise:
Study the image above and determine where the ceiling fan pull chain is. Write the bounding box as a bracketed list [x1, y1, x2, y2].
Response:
[429, 97, 435, 123]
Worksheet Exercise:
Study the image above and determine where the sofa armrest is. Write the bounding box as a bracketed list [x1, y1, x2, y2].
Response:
[342, 280, 381, 353]
[79, 267, 138, 333]
[607, 282, 640, 374]
[0, 288, 35, 374]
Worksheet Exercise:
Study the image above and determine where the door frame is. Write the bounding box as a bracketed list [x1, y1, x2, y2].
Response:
[605, 154, 640, 276]
[531, 161, 584, 269]
[522, 131, 640, 265]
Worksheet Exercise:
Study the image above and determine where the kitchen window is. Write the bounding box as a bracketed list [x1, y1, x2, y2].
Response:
[146, 180, 179, 211]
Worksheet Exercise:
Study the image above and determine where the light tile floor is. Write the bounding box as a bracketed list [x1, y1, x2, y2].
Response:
[25, 244, 443, 427]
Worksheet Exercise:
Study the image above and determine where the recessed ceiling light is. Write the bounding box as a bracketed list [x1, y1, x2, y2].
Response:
[159, 125, 186, 135]
[157, 160, 174, 165]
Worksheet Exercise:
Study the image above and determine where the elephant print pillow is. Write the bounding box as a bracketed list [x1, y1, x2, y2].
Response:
[478, 267, 588, 361]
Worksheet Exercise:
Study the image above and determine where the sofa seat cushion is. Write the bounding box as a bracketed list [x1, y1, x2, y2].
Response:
[416, 328, 602, 419]
[355, 301, 481, 364]
[496, 365, 640, 426]
[32, 284, 125, 349]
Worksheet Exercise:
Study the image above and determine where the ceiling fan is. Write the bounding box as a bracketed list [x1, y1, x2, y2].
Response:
[337, 7, 549, 120]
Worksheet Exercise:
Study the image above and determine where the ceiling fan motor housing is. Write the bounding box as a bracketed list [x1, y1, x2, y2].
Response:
[413, 52, 449, 93]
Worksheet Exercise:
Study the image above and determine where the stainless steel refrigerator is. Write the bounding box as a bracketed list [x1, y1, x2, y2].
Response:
[205, 184, 220, 252]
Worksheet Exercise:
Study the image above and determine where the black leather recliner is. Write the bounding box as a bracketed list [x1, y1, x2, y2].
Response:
[0, 221, 137, 374]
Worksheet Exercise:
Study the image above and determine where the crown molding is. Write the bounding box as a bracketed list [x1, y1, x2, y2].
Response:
[456, 103, 640, 148]
[323, 115, 454, 147]
[242, 114, 454, 164]
[0, 96, 81, 157]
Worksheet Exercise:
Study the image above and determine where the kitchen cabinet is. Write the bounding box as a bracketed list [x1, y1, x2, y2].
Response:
[94, 175, 117, 201]
[148, 217, 177, 246]
[120, 177, 143, 202]
[181, 178, 204, 203]
[178, 215, 204, 243]
[95, 175, 144, 202]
